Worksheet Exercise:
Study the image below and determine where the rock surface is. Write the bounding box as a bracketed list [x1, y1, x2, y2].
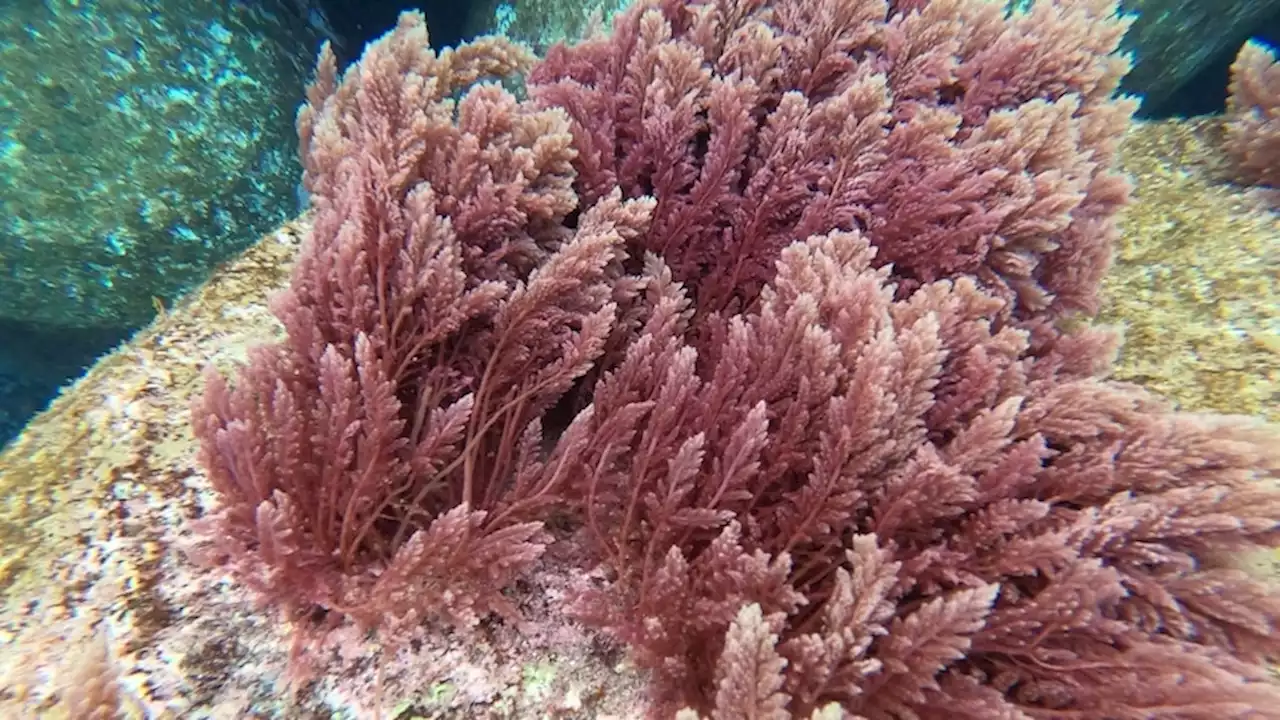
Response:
[1047, 0, 1279, 117]
[1099, 117, 1279, 422]
[0, 1, 322, 331]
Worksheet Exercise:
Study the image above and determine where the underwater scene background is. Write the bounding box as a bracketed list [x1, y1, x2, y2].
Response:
[0, 0, 1278, 718]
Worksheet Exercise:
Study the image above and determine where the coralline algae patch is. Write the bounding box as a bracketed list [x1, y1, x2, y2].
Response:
[1100, 117, 1279, 421]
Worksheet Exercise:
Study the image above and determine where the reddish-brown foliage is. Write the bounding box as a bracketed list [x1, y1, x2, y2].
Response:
[528, 0, 1137, 320]
[188, 3, 1280, 718]
[1226, 39, 1280, 189]
[191, 14, 655, 632]
[562, 230, 1280, 718]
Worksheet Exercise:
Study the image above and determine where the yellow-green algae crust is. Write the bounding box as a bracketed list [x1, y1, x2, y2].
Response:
[0, 223, 299, 716]
[1099, 117, 1279, 422]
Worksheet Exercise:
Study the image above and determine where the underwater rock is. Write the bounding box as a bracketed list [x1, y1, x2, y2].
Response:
[464, 0, 633, 55]
[0, 1, 324, 332]
[1113, 0, 1280, 115]
[1099, 116, 1280, 422]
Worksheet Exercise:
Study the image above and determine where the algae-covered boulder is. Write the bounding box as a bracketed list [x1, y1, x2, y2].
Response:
[0, 1, 324, 331]
[1099, 117, 1279, 422]
[465, 0, 633, 55]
